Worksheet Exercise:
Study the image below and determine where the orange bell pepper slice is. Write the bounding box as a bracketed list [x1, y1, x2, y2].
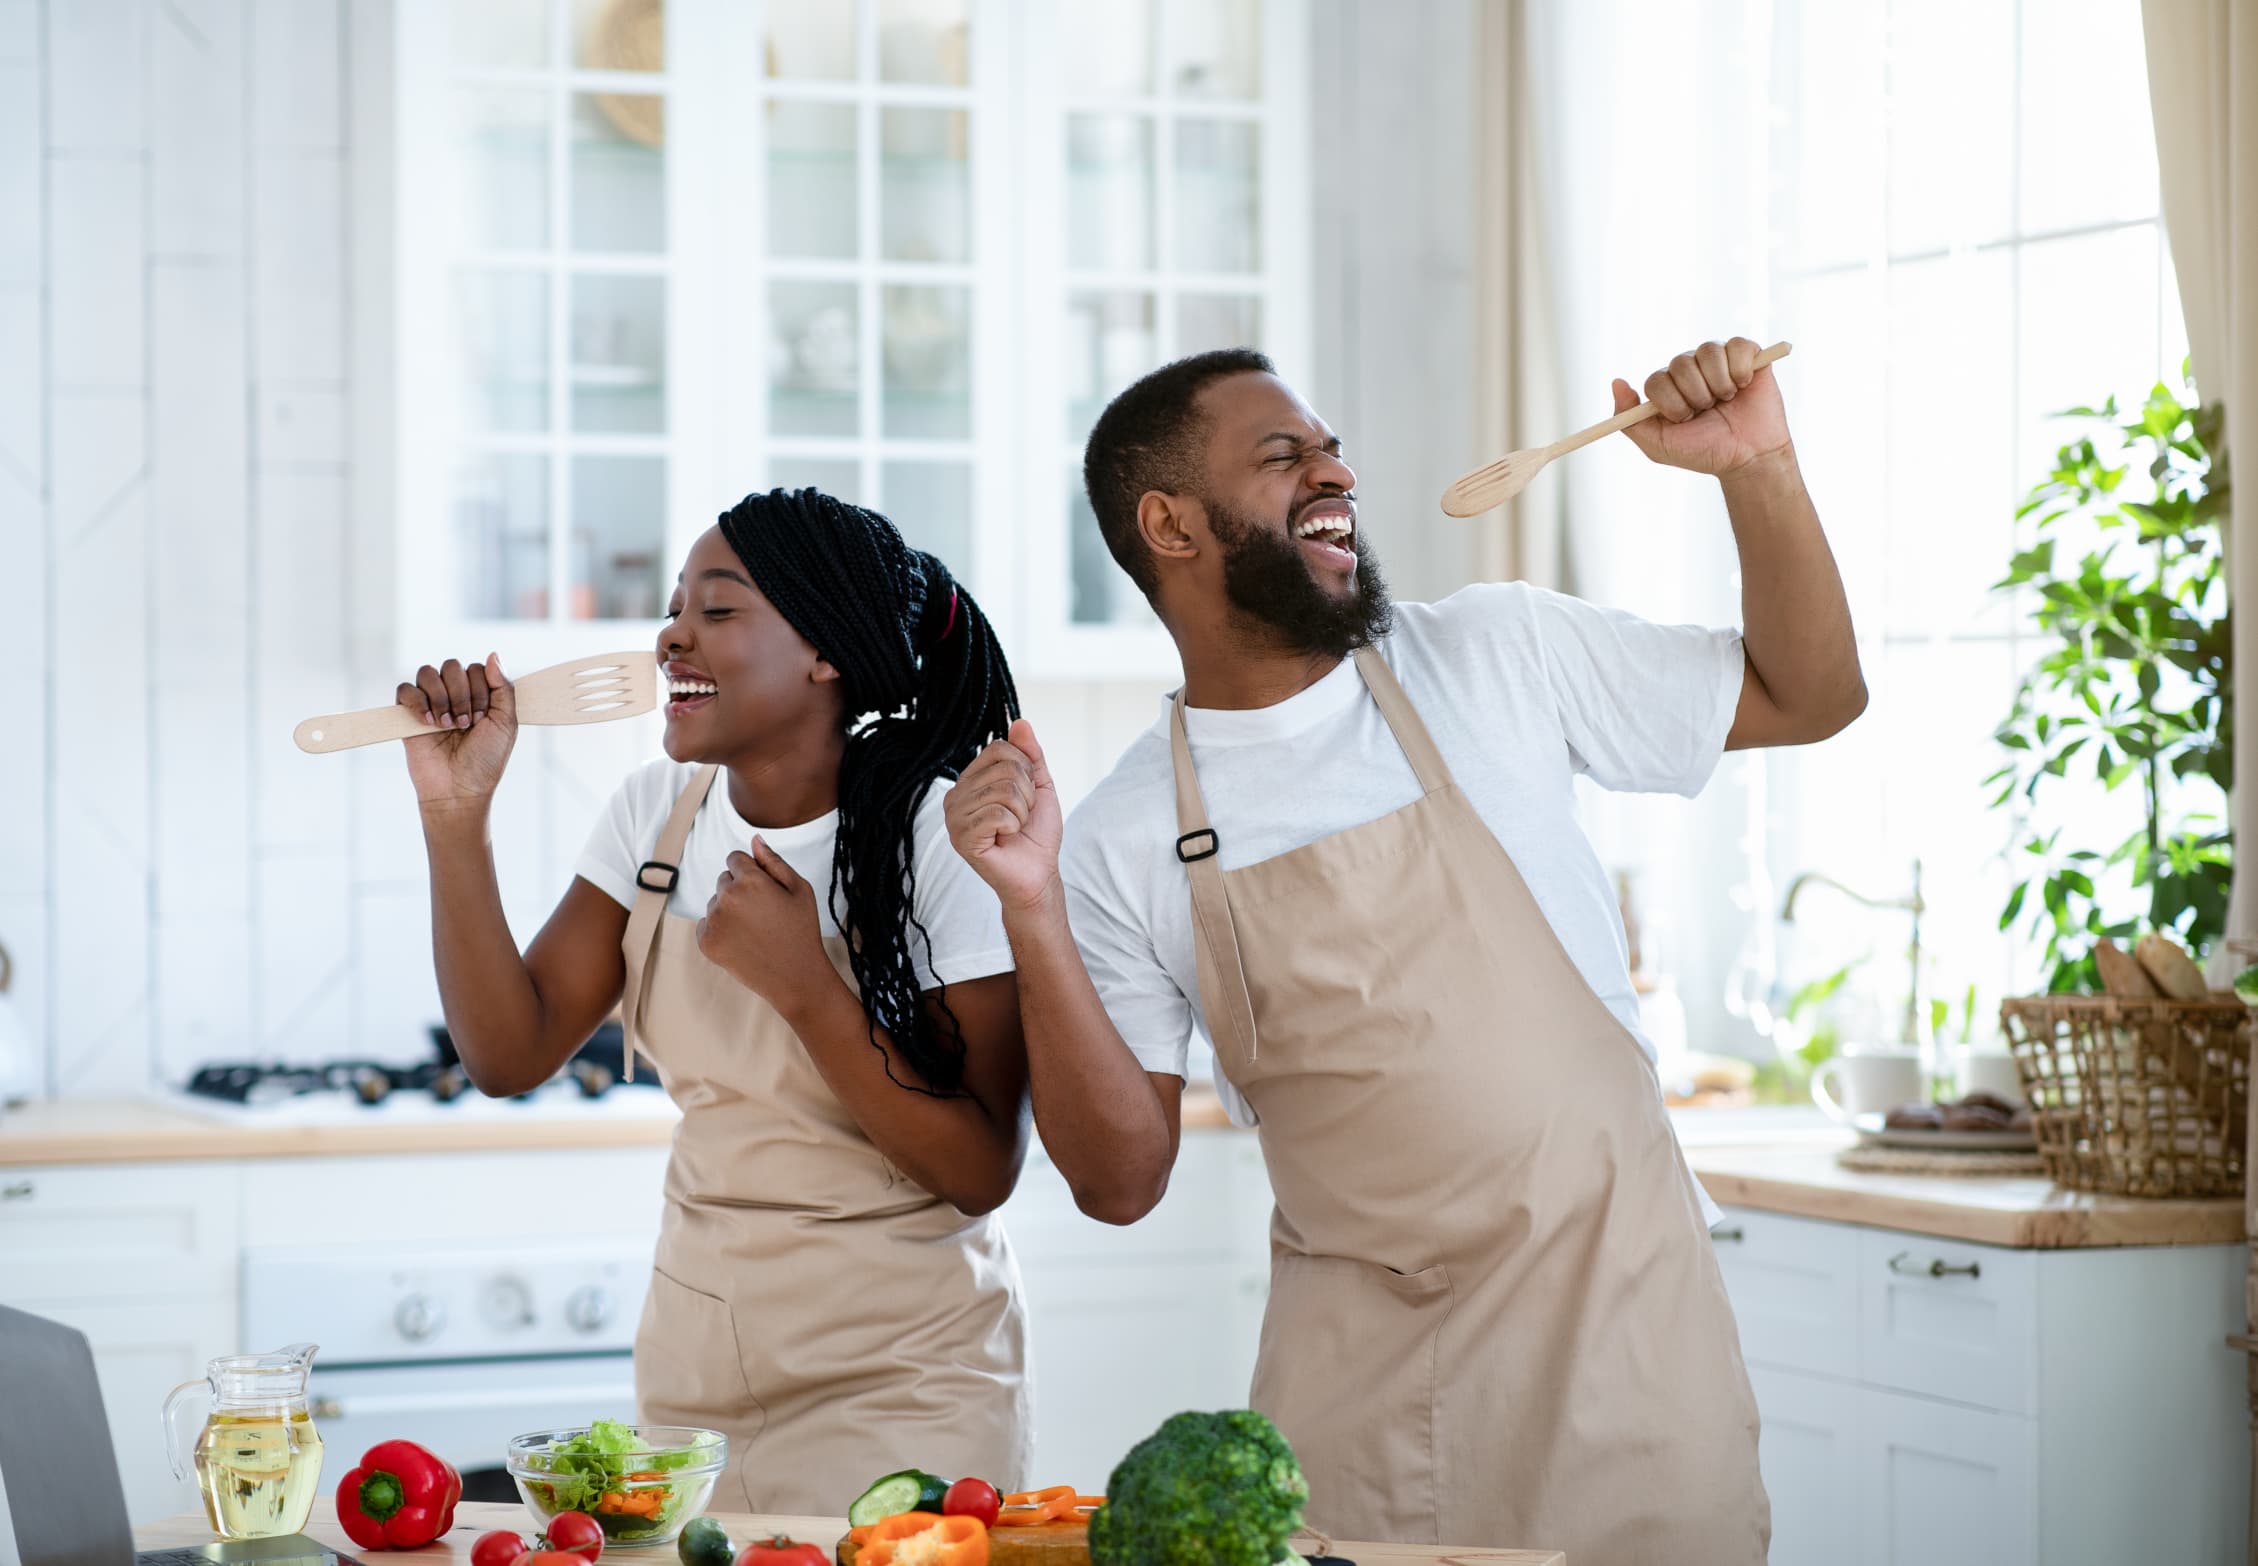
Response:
[996, 1486, 1086, 1526]
[855, 1512, 988, 1566]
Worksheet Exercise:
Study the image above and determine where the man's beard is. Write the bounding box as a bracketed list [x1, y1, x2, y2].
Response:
[1207, 494, 1393, 657]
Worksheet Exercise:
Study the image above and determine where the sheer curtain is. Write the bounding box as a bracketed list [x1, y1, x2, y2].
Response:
[2138, 1, 2258, 1548]
[1505, 0, 1777, 1063]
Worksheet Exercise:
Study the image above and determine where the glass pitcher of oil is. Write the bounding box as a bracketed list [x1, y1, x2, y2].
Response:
[162, 1343, 325, 1540]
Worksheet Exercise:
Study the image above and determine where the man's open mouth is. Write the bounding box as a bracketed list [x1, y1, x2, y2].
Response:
[1293, 501, 1357, 569]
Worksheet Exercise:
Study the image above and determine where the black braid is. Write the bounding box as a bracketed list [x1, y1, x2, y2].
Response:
[715, 488, 1020, 1096]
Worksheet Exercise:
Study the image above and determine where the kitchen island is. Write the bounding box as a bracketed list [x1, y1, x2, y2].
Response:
[136, 1501, 1568, 1565]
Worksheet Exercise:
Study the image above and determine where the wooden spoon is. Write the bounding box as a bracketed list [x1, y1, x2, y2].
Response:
[1440, 340, 1793, 517]
[293, 650, 658, 753]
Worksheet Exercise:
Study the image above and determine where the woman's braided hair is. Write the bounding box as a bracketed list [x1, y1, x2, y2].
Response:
[716, 487, 1019, 1096]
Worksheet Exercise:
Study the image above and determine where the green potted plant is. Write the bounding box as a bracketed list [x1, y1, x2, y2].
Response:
[1989, 370, 2231, 989]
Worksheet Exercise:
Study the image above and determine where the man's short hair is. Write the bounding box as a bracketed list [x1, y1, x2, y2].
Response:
[1081, 347, 1276, 597]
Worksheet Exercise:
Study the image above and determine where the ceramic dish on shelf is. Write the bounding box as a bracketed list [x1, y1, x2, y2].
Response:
[1851, 1112, 2038, 1153]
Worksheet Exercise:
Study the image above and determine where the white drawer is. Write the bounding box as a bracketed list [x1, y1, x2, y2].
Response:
[1003, 1134, 1265, 1264]
[1857, 1228, 2035, 1415]
[239, 1148, 669, 1246]
[1711, 1205, 1861, 1380]
[0, 1163, 241, 1303]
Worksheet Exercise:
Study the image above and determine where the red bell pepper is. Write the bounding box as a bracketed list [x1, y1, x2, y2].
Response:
[335, 1439, 463, 1550]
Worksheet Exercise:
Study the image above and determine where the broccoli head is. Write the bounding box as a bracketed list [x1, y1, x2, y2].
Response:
[1087, 1408, 1309, 1566]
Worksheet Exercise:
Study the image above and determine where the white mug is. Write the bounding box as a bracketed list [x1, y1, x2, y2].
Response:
[1811, 1050, 1924, 1124]
[1952, 1047, 2026, 1107]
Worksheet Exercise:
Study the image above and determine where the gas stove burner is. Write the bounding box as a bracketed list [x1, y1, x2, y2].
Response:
[182, 1023, 648, 1111]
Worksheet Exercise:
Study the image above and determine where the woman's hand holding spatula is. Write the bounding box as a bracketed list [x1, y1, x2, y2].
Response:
[1441, 337, 1793, 515]
[397, 653, 519, 813]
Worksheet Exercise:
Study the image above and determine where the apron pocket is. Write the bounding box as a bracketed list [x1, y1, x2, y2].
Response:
[635, 1264, 764, 1439]
[1252, 1254, 1453, 1546]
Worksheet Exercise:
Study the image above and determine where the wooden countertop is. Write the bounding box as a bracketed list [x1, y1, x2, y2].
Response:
[137, 1500, 1566, 1566]
[1688, 1136, 2245, 1249]
[0, 1086, 1240, 1166]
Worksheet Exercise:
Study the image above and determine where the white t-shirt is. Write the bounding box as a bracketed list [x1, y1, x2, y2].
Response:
[1060, 581, 1741, 1154]
[577, 758, 1015, 991]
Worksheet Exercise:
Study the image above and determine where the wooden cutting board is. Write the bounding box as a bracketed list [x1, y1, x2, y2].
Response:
[837, 1516, 1088, 1564]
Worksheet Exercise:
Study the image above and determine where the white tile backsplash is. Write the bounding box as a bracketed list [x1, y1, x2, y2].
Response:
[47, 0, 144, 153]
[151, 0, 247, 259]
[49, 154, 146, 387]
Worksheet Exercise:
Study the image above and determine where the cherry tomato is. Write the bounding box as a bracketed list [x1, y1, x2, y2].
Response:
[941, 1477, 1001, 1528]
[542, 1512, 605, 1563]
[513, 1551, 595, 1566]
[732, 1540, 826, 1566]
[472, 1532, 529, 1566]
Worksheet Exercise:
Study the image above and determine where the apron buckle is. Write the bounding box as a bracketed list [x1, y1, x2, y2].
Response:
[1175, 828, 1220, 864]
[636, 859, 680, 893]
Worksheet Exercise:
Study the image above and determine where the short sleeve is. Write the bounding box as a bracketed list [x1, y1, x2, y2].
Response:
[1525, 585, 1744, 797]
[574, 771, 649, 910]
[1059, 822, 1198, 1081]
[906, 787, 1016, 988]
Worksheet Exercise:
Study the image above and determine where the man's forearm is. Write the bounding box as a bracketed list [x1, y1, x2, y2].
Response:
[1002, 882, 1180, 1224]
[1722, 443, 1865, 736]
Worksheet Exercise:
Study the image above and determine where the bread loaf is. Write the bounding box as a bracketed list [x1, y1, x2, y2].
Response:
[2133, 933, 2208, 1000]
[2093, 937, 2160, 998]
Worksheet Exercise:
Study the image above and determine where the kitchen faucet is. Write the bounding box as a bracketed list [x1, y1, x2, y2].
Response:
[1779, 859, 1925, 1051]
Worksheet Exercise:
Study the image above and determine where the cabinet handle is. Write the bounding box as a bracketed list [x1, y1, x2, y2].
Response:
[1, 1181, 30, 1201]
[1888, 1249, 1980, 1280]
[1710, 1225, 1746, 1243]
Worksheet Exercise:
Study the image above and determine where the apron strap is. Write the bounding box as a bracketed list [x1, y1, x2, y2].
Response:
[1353, 646, 1455, 795]
[619, 763, 722, 1082]
[1168, 694, 1262, 1061]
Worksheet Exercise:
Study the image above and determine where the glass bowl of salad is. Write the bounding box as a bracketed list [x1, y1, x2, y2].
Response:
[506, 1422, 727, 1547]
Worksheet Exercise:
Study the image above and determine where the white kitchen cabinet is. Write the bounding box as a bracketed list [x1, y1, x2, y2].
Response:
[1715, 1204, 2247, 1566]
[1001, 1131, 1274, 1483]
[1745, 1363, 1861, 1566]
[1855, 1386, 2034, 1566]
[0, 1162, 240, 1301]
[0, 1165, 245, 1526]
[384, 0, 1311, 679]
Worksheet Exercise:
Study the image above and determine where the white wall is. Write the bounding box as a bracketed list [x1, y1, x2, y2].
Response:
[1, 0, 1492, 1100]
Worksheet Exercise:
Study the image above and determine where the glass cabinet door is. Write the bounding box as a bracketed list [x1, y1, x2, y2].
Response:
[752, 0, 992, 583]
[1038, 0, 1306, 658]
[401, 0, 681, 649]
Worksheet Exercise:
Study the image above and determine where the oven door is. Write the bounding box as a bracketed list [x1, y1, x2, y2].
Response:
[309, 1356, 638, 1498]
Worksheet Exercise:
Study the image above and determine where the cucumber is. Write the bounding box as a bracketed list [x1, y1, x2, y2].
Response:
[677, 1517, 732, 1566]
[846, 1470, 936, 1528]
[914, 1472, 951, 1512]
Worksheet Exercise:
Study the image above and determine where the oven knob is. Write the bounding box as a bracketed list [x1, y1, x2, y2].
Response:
[482, 1275, 536, 1330]
[565, 1284, 613, 1334]
[393, 1292, 446, 1343]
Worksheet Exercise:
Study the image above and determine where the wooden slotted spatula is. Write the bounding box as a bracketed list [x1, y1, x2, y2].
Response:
[293, 650, 658, 754]
[1440, 340, 1793, 517]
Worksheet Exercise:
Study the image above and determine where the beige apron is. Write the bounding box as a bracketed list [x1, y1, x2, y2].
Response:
[1170, 648, 1769, 1563]
[619, 765, 1030, 1515]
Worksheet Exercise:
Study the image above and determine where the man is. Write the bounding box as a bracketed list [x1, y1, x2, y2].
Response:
[945, 339, 1861, 1562]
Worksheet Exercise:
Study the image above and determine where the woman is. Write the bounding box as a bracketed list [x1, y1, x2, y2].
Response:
[397, 489, 1032, 1513]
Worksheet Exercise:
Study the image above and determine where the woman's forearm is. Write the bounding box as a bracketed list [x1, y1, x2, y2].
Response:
[997, 882, 1179, 1225]
[778, 975, 1025, 1216]
[420, 803, 553, 1093]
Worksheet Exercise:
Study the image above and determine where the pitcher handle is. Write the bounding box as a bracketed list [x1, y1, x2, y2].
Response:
[161, 1377, 210, 1482]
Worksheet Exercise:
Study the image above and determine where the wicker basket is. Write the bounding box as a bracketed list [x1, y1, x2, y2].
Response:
[1998, 995, 2249, 1198]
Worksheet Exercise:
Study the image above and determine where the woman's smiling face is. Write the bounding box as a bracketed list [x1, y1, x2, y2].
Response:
[657, 526, 842, 764]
